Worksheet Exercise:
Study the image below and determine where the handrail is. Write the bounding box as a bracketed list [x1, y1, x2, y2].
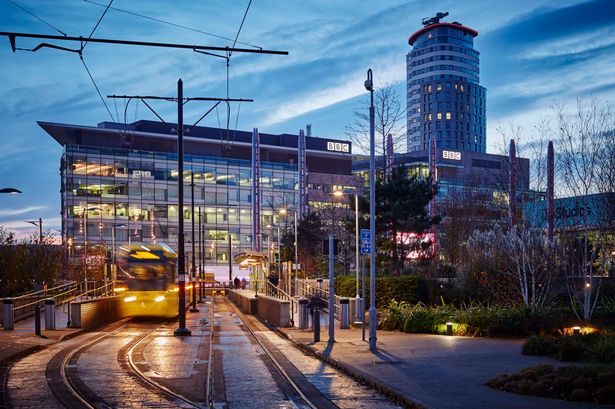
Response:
[297, 279, 342, 318]
[12, 280, 78, 300]
[263, 281, 297, 327]
[63, 282, 116, 306]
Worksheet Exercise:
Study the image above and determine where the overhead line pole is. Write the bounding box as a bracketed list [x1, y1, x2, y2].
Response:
[109, 85, 255, 337]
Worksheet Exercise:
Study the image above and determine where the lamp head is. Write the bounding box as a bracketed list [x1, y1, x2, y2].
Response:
[364, 69, 373, 91]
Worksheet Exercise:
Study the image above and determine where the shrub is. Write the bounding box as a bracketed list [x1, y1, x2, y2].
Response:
[558, 337, 585, 361]
[588, 337, 615, 363]
[404, 310, 436, 333]
[335, 275, 419, 308]
[568, 388, 592, 402]
[597, 372, 615, 386]
[597, 385, 615, 404]
[379, 300, 409, 331]
[522, 335, 558, 356]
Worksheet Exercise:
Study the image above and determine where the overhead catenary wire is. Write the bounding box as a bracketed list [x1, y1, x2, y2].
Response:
[80, 56, 116, 122]
[7, 0, 67, 37]
[221, 0, 253, 149]
[82, 0, 114, 51]
[82, 0, 262, 50]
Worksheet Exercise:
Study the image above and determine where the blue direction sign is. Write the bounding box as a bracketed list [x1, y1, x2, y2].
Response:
[360, 229, 370, 254]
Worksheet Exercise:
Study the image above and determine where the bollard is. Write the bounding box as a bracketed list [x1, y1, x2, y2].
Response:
[298, 298, 309, 329]
[313, 307, 320, 342]
[340, 298, 350, 329]
[34, 304, 41, 336]
[317, 278, 323, 297]
[45, 299, 56, 330]
[3, 298, 13, 330]
[354, 296, 363, 323]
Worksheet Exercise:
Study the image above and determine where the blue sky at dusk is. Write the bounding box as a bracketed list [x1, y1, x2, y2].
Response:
[1, 0, 614, 238]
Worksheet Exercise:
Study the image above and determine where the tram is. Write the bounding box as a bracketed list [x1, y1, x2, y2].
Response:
[114, 243, 178, 318]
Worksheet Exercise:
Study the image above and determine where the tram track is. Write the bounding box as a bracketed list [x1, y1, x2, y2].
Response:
[46, 318, 205, 409]
[221, 296, 337, 409]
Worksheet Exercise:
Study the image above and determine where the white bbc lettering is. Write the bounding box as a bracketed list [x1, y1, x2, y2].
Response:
[442, 150, 461, 161]
[132, 170, 152, 177]
[326, 142, 350, 153]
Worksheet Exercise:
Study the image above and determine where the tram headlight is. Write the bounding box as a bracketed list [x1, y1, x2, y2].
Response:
[123, 296, 137, 302]
[154, 295, 165, 303]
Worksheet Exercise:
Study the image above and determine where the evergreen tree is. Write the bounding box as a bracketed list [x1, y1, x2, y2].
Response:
[375, 165, 440, 275]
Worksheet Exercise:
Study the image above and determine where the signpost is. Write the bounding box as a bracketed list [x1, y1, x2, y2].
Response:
[360, 229, 370, 254]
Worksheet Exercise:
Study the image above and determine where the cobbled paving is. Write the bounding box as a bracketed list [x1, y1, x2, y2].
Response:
[214, 300, 306, 409]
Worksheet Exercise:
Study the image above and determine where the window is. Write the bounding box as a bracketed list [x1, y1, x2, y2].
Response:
[427, 84, 432, 93]
[446, 112, 451, 120]
[436, 83, 442, 91]
[427, 113, 432, 121]
[460, 84, 465, 92]
[436, 112, 442, 120]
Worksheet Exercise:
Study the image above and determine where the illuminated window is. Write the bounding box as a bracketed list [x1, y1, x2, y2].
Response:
[436, 83, 442, 91]
[427, 113, 432, 121]
[427, 84, 432, 93]
[436, 112, 442, 120]
[460, 84, 465, 92]
[454, 83, 458, 90]
[446, 112, 451, 120]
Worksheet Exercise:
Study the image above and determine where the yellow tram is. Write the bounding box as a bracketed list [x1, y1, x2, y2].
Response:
[114, 243, 178, 318]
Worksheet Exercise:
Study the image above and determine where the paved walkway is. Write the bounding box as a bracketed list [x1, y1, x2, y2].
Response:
[279, 326, 605, 409]
[0, 305, 79, 362]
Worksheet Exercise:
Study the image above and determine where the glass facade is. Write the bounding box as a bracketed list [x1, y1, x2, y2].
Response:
[61, 145, 298, 266]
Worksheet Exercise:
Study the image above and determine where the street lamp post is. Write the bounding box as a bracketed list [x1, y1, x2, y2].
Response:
[365, 68, 377, 352]
[25, 218, 43, 244]
[174, 79, 191, 337]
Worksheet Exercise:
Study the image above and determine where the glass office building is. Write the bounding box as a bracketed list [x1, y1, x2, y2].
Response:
[40, 120, 355, 278]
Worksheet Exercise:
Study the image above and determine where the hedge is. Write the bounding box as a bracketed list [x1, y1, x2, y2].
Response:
[334, 275, 418, 308]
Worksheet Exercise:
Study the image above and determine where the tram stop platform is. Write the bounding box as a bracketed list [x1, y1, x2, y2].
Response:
[0, 305, 80, 362]
[278, 326, 604, 409]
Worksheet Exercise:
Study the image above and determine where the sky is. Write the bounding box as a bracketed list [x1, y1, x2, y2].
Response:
[0, 0, 614, 238]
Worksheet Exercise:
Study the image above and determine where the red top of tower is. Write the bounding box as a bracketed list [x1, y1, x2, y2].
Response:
[408, 22, 478, 46]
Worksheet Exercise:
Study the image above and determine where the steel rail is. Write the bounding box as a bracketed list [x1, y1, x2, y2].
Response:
[126, 324, 203, 408]
[226, 299, 321, 409]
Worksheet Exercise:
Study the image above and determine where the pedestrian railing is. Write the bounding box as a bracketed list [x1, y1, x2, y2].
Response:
[2, 281, 116, 327]
[297, 279, 342, 319]
[10, 281, 80, 323]
[263, 281, 297, 327]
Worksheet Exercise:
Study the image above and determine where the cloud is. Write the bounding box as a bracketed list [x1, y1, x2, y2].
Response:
[0, 206, 47, 218]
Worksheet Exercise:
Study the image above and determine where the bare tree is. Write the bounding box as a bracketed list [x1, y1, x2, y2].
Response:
[467, 225, 554, 309]
[553, 97, 615, 321]
[345, 83, 406, 156]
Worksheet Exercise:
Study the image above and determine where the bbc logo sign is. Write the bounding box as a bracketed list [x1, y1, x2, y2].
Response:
[327, 142, 350, 153]
[442, 150, 462, 161]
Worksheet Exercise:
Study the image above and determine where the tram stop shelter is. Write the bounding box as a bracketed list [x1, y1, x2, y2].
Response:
[233, 251, 269, 292]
